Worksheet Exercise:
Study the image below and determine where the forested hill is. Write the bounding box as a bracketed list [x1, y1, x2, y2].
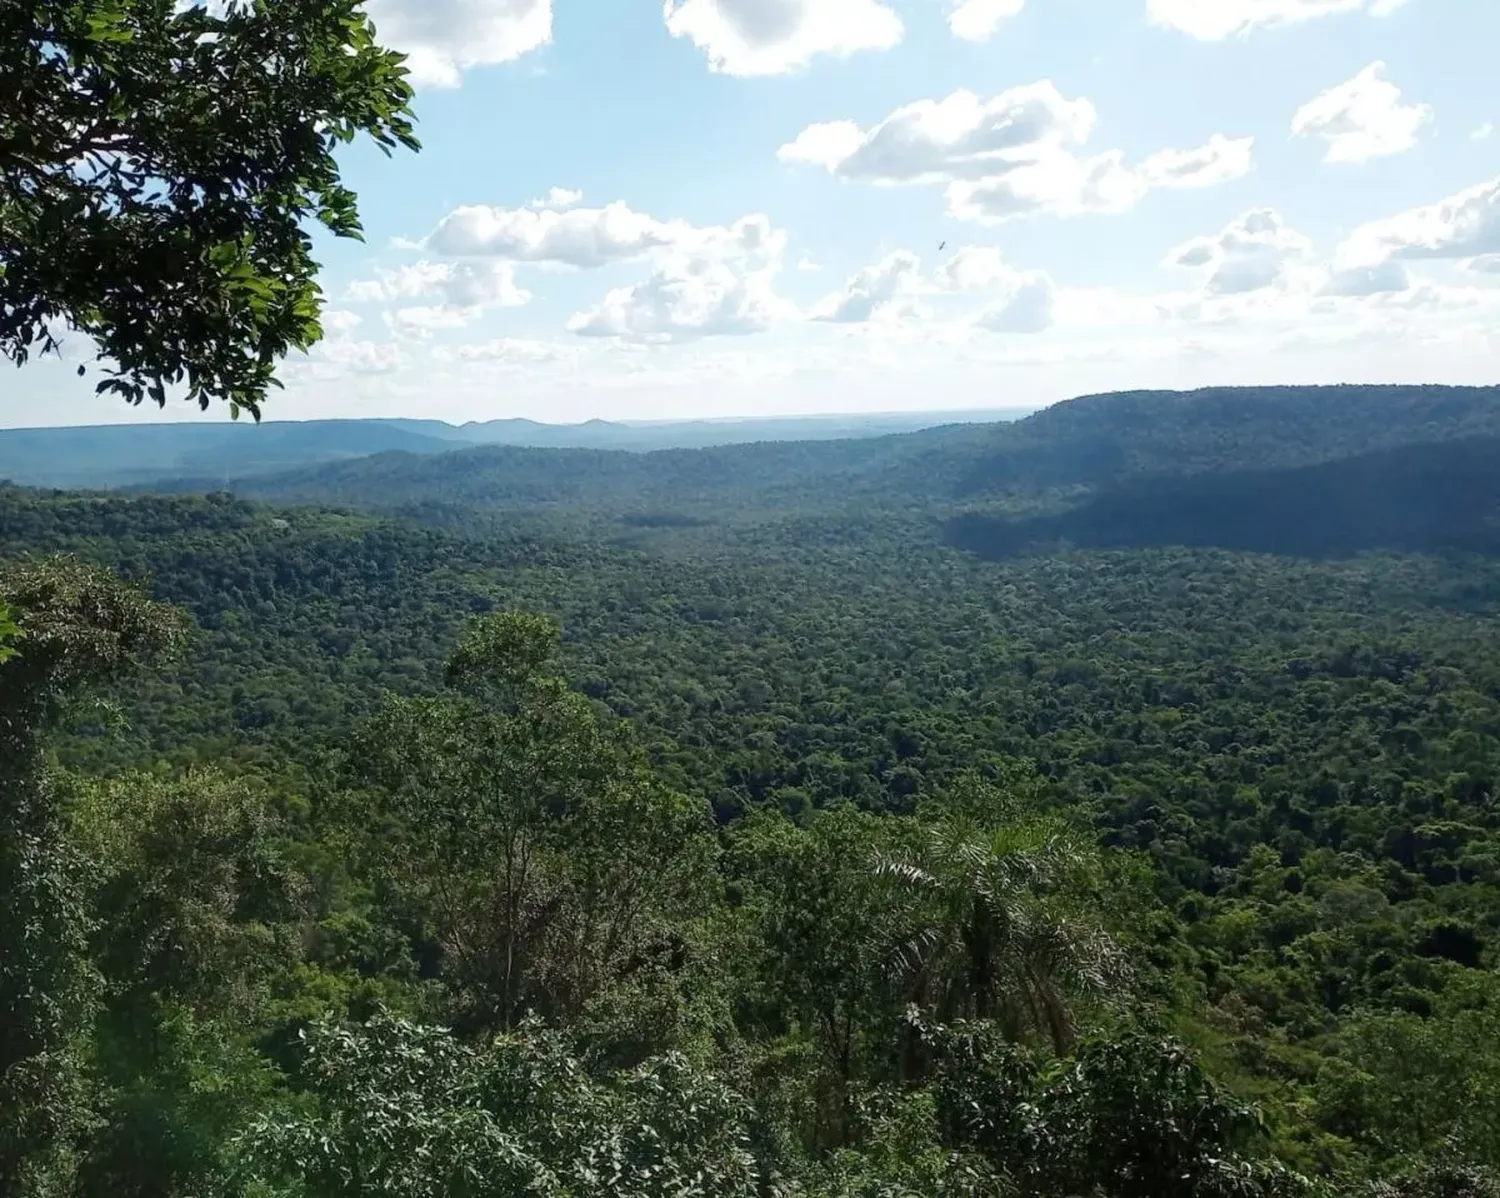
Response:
[0, 408, 1027, 489]
[180, 384, 1500, 521]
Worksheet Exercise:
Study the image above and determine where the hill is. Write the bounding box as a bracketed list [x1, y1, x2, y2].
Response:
[193, 385, 1500, 538]
[0, 408, 1029, 490]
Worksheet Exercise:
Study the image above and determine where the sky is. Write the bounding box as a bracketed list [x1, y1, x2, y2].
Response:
[7, 0, 1500, 427]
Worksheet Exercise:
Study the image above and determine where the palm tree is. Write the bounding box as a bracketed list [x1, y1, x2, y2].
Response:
[876, 808, 1124, 1057]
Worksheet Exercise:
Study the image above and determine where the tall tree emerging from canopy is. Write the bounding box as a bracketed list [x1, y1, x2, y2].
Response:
[0, 557, 183, 1192]
[0, 0, 420, 419]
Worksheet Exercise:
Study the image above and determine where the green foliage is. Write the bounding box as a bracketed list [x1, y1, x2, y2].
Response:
[236, 1014, 760, 1198]
[4, 386, 1500, 1191]
[0, 0, 418, 418]
[349, 613, 719, 1039]
[928, 1020, 1312, 1197]
[0, 599, 21, 663]
[0, 557, 183, 1192]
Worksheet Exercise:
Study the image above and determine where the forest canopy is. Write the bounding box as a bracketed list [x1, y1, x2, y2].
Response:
[3, 385, 1499, 1195]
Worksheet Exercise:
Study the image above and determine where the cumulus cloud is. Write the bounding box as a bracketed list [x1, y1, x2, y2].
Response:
[1146, 0, 1412, 41]
[947, 0, 1024, 41]
[778, 83, 1095, 183]
[384, 305, 476, 338]
[363, 0, 551, 88]
[567, 215, 791, 341]
[1469, 253, 1500, 274]
[1319, 259, 1412, 296]
[812, 251, 926, 322]
[975, 275, 1056, 333]
[811, 244, 1057, 332]
[663, 0, 902, 76]
[1167, 209, 1313, 296]
[345, 260, 532, 310]
[529, 187, 583, 210]
[426, 200, 687, 266]
[936, 245, 1019, 291]
[321, 309, 363, 335]
[1338, 175, 1500, 265]
[1139, 134, 1257, 187]
[780, 83, 1251, 223]
[1473, 122, 1496, 142]
[309, 336, 406, 375]
[1291, 62, 1432, 163]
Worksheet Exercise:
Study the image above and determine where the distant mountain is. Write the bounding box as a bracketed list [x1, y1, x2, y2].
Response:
[1, 409, 1031, 490]
[198, 385, 1500, 528]
[0, 420, 458, 489]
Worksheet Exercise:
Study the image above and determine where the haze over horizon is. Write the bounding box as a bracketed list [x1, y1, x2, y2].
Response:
[5, 0, 1498, 428]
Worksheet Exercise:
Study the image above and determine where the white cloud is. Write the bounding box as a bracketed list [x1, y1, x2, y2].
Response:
[321, 309, 363, 335]
[779, 83, 1095, 183]
[1469, 254, 1500, 274]
[1140, 134, 1257, 188]
[1147, 0, 1412, 41]
[385, 305, 476, 338]
[947, 0, 1024, 41]
[810, 244, 1058, 333]
[937, 245, 1018, 291]
[308, 336, 407, 376]
[529, 187, 583, 210]
[1339, 175, 1500, 265]
[1167, 209, 1313, 296]
[975, 275, 1056, 333]
[1473, 122, 1496, 142]
[1291, 62, 1432, 163]
[567, 214, 792, 341]
[663, 0, 902, 76]
[426, 200, 687, 266]
[1319, 259, 1412, 296]
[364, 0, 551, 88]
[946, 150, 1148, 222]
[345, 260, 532, 309]
[813, 251, 926, 322]
[437, 337, 581, 365]
[780, 83, 1251, 223]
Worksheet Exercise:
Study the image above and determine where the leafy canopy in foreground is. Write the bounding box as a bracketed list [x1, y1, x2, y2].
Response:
[0, 0, 419, 418]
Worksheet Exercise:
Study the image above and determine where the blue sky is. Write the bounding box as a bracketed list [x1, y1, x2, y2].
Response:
[8, 0, 1499, 426]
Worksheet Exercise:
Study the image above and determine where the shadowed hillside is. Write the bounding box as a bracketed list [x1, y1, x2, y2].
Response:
[946, 437, 1500, 559]
[175, 385, 1500, 524]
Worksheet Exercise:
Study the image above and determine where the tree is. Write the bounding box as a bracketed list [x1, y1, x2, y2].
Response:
[876, 784, 1124, 1053]
[236, 1013, 761, 1198]
[0, 556, 183, 1192]
[352, 612, 716, 1037]
[1, 0, 419, 418]
[67, 770, 304, 1197]
[926, 1021, 1311, 1198]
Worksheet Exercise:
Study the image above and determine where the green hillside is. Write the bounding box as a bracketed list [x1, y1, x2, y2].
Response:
[208, 385, 1500, 525]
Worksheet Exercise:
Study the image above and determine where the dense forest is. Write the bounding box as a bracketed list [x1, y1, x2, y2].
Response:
[4, 385, 1500, 1196]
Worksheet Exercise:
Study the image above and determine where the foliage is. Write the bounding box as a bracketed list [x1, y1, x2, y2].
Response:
[0, 0, 418, 417]
[236, 1013, 760, 1198]
[0, 557, 183, 1192]
[4, 386, 1500, 1191]
[0, 599, 20, 663]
